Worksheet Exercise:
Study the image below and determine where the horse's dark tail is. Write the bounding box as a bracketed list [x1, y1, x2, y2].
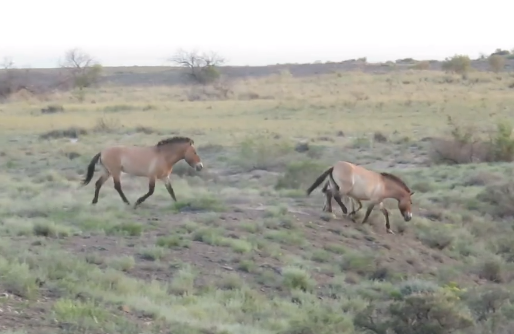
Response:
[82, 152, 101, 186]
[306, 166, 334, 196]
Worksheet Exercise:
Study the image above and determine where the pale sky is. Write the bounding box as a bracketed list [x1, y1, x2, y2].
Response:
[2, 0, 512, 68]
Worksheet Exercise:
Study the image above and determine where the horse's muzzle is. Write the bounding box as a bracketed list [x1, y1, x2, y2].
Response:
[195, 163, 204, 172]
[404, 212, 413, 222]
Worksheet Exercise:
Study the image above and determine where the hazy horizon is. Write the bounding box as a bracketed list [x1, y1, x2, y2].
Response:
[2, 0, 512, 69]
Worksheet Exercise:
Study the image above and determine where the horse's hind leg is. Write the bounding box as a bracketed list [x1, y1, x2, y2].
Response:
[112, 173, 130, 205]
[321, 181, 333, 212]
[134, 177, 156, 208]
[92, 173, 110, 204]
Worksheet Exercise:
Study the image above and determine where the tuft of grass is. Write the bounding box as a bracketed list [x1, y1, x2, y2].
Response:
[281, 266, 316, 292]
[173, 195, 226, 213]
[228, 238, 253, 254]
[138, 246, 167, 261]
[106, 255, 136, 272]
[106, 222, 143, 236]
[156, 234, 190, 248]
[33, 221, 73, 238]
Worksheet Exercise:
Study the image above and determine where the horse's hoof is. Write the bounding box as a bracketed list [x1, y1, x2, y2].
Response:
[387, 229, 395, 234]
[331, 213, 337, 219]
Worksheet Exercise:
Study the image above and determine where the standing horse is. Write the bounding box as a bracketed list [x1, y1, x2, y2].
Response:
[306, 161, 414, 234]
[81, 136, 203, 208]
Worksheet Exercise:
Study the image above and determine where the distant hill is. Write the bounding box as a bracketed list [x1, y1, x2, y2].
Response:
[1, 58, 514, 91]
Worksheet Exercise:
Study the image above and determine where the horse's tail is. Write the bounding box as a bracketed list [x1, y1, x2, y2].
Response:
[82, 152, 101, 186]
[306, 166, 334, 196]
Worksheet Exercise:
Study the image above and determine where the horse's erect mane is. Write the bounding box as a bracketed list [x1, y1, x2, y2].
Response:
[156, 136, 194, 147]
[380, 172, 411, 193]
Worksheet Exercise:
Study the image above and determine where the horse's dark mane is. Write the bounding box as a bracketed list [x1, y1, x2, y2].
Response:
[380, 172, 411, 193]
[156, 136, 194, 147]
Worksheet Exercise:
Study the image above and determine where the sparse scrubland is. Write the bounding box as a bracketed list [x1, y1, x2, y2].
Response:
[2, 55, 514, 334]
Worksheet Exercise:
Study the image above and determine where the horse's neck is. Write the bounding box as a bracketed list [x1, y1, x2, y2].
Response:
[162, 149, 183, 166]
[384, 181, 406, 201]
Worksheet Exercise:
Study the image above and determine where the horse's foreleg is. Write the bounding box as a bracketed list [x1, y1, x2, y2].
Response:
[92, 173, 110, 204]
[112, 175, 130, 205]
[348, 199, 363, 216]
[379, 203, 394, 234]
[361, 203, 375, 224]
[162, 176, 177, 202]
[134, 177, 156, 208]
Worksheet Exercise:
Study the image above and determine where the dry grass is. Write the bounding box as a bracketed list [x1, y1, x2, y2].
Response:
[1, 67, 514, 334]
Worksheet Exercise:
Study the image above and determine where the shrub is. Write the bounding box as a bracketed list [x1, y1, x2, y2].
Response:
[430, 120, 514, 164]
[411, 61, 430, 70]
[488, 55, 506, 73]
[235, 136, 294, 171]
[441, 55, 471, 75]
[488, 122, 514, 162]
[476, 181, 514, 218]
[354, 291, 474, 334]
[275, 160, 326, 189]
[463, 285, 512, 322]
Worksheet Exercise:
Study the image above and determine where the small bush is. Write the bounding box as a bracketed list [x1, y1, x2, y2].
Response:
[156, 235, 190, 248]
[430, 120, 514, 164]
[441, 55, 471, 75]
[106, 222, 143, 236]
[416, 226, 455, 250]
[475, 256, 505, 283]
[173, 195, 225, 213]
[411, 60, 430, 70]
[33, 222, 71, 238]
[106, 255, 135, 272]
[138, 246, 167, 261]
[235, 136, 294, 171]
[40, 126, 88, 140]
[476, 181, 514, 218]
[354, 291, 474, 334]
[463, 285, 512, 322]
[281, 266, 315, 292]
[373, 131, 388, 143]
[488, 55, 506, 73]
[397, 279, 440, 297]
[275, 160, 326, 189]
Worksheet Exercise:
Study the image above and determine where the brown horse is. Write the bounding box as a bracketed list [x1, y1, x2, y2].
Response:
[306, 161, 414, 234]
[81, 136, 203, 208]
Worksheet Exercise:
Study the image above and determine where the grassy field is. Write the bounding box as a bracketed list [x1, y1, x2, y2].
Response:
[1, 67, 514, 334]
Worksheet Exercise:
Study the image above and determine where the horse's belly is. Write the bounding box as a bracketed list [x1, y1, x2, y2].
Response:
[348, 177, 373, 200]
[120, 157, 150, 177]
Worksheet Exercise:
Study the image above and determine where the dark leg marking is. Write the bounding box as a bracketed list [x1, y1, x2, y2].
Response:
[380, 207, 393, 234]
[92, 175, 108, 204]
[333, 194, 348, 215]
[114, 180, 130, 205]
[165, 182, 177, 202]
[361, 204, 375, 224]
[134, 179, 156, 208]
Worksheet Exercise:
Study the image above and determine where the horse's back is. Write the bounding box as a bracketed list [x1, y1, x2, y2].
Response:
[333, 161, 383, 200]
[100, 145, 160, 176]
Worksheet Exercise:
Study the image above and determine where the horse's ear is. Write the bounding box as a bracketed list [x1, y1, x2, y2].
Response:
[410, 191, 415, 196]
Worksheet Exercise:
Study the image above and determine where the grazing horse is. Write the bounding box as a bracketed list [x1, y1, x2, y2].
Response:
[81, 136, 203, 208]
[306, 161, 414, 234]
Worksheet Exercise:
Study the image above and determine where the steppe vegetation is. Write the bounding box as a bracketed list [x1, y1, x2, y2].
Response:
[1, 49, 514, 334]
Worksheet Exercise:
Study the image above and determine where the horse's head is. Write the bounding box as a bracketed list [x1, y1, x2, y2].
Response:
[184, 143, 203, 172]
[157, 137, 204, 172]
[398, 191, 414, 222]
